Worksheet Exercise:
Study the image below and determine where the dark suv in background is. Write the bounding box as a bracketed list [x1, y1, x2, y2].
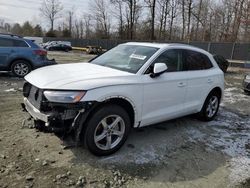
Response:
[0, 33, 56, 77]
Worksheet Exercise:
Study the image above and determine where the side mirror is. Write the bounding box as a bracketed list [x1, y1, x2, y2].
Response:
[150, 63, 168, 78]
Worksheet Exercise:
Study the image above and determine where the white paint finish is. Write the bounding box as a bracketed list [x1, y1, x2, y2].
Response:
[25, 42, 224, 128]
[141, 72, 187, 126]
[83, 84, 144, 127]
[185, 69, 216, 112]
[25, 63, 134, 90]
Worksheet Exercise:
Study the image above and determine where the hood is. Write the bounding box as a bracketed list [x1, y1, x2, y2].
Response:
[25, 63, 138, 90]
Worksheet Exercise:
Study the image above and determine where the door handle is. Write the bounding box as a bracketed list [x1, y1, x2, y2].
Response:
[208, 79, 213, 83]
[178, 82, 186, 87]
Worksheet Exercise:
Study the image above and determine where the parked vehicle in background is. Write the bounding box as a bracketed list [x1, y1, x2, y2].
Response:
[0, 33, 56, 77]
[42, 41, 72, 49]
[213, 54, 229, 73]
[46, 43, 72, 52]
[243, 74, 250, 94]
[86, 45, 102, 54]
[58, 41, 71, 47]
[22, 42, 224, 156]
[42, 41, 57, 49]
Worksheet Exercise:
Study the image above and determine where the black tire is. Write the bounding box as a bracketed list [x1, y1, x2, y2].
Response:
[198, 92, 221, 121]
[11, 60, 32, 77]
[84, 104, 131, 156]
[244, 89, 250, 95]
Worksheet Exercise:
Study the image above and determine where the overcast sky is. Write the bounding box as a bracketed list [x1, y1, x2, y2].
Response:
[0, 0, 90, 27]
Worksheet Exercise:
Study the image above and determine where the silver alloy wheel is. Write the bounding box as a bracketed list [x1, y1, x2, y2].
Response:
[206, 96, 219, 118]
[94, 115, 125, 150]
[14, 62, 29, 76]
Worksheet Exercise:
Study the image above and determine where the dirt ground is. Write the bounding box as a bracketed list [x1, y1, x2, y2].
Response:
[0, 51, 250, 188]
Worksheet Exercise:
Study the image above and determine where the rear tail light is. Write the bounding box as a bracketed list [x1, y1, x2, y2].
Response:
[33, 49, 47, 56]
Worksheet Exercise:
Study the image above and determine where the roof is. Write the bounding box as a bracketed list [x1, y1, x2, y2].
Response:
[124, 42, 210, 55]
[125, 42, 170, 48]
[0, 33, 23, 40]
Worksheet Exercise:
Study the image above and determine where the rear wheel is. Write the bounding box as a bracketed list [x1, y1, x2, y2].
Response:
[198, 92, 220, 121]
[11, 60, 31, 77]
[84, 104, 131, 156]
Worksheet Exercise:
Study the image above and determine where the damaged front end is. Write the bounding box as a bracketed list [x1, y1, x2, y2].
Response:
[21, 82, 97, 142]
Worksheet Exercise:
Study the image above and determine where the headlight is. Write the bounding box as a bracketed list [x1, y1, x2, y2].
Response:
[43, 91, 86, 103]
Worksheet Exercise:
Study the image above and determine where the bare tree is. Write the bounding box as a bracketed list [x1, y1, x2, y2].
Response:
[67, 10, 74, 36]
[123, 0, 141, 39]
[83, 13, 93, 39]
[91, 0, 111, 38]
[186, 0, 193, 40]
[157, 0, 170, 39]
[231, 0, 246, 41]
[242, 0, 250, 41]
[145, 0, 157, 40]
[110, 0, 125, 39]
[40, 0, 63, 31]
[169, 0, 178, 40]
[181, 0, 186, 40]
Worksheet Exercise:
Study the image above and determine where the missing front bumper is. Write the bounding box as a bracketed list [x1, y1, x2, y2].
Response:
[23, 97, 51, 123]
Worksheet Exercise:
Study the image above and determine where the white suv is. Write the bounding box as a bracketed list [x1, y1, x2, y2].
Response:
[22, 42, 224, 156]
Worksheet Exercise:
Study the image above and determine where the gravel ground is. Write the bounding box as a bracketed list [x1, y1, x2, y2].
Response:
[0, 52, 250, 188]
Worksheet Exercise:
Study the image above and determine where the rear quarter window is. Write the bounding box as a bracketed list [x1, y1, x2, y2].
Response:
[14, 40, 29, 47]
[184, 50, 213, 71]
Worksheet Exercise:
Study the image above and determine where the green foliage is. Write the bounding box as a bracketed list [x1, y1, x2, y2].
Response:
[33, 25, 43, 37]
[22, 21, 34, 36]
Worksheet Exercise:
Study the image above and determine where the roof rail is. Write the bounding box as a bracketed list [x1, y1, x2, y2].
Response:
[0, 33, 23, 38]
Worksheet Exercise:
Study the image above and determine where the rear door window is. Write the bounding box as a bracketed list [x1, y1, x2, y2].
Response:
[184, 50, 213, 70]
[0, 38, 14, 47]
[0, 38, 29, 47]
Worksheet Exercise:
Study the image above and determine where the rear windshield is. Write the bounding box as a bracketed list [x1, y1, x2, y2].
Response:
[24, 39, 40, 48]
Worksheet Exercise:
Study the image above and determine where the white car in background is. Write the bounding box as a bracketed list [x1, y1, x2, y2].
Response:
[22, 42, 224, 156]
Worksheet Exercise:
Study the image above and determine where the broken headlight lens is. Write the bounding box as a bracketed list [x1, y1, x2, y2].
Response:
[43, 91, 86, 103]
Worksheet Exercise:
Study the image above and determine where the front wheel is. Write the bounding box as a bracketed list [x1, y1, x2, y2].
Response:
[84, 104, 131, 156]
[198, 92, 220, 121]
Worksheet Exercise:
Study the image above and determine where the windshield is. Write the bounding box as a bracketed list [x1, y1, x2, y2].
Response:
[91, 44, 159, 73]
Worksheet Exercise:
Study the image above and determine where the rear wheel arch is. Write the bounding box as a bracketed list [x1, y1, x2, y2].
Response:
[9, 58, 33, 70]
[208, 87, 222, 100]
[198, 86, 222, 121]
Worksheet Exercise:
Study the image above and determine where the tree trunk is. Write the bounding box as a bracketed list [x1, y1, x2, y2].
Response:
[151, 0, 156, 40]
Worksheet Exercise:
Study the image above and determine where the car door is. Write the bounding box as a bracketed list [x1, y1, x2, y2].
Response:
[182, 49, 215, 113]
[141, 49, 188, 126]
[0, 38, 14, 70]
